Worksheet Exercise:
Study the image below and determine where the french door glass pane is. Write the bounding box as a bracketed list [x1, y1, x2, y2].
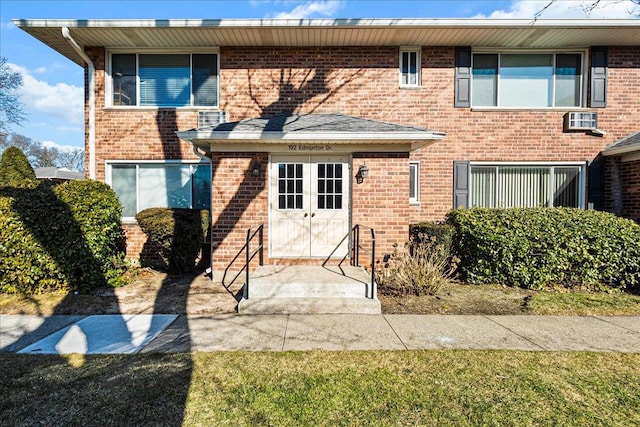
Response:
[139, 54, 190, 107]
[278, 163, 303, 209]
[472, 54, 498, 107]
[555, 54, 581, 107]
[317, 163, 342, 210]
[500, 54, 553, 107]
[111, 165, 137, 217]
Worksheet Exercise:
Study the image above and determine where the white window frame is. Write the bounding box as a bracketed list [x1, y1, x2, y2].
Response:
[470, 49, 588, 109]
[105, 160, 211, 222]
[469, 161, 587, 209]
[409, 161, 420, 204]
[399, 47, 421, 88]
[106, 49, 220, 109]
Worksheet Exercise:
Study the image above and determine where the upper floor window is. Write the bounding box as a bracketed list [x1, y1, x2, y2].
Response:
[110, 53, 218, 107]
[400, 48, 421, 87]
[472, 53, 583, 108]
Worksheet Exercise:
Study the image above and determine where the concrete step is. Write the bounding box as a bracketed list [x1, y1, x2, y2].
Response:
[238, 296, 381, 315]
[237, 265, 381, 314]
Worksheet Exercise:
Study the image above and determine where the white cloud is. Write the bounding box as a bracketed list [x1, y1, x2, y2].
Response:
[8, 63, 83, 126]
[41, 140, 83, 153]
[474, 0, 640, 19]
[270, 1, 343, 19]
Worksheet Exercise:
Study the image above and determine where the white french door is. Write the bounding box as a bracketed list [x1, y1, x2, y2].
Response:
[270, 155, 350, 258]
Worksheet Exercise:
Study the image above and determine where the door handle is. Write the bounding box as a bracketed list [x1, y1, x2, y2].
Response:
[304, 212, 309, 217]
[311, 212, 316, 217]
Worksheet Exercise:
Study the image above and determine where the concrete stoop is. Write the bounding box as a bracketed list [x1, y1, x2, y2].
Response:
[237, 265, 381, 314]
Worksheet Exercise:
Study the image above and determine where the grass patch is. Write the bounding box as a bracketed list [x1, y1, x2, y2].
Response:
[526, 291, 640, 315]
[2, 351, 639, 426]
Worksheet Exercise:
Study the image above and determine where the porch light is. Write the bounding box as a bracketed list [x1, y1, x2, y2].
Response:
[252, 160, 261, 177]
[358, 164, 369, 179]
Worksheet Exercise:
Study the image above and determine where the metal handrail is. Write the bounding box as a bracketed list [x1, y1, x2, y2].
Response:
[243, 224, 264, 299]
[222, 224, 263, 297]
[350, 224, 376, 299]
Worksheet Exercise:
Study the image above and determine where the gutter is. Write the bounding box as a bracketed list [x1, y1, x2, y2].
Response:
[62, 27, 96, 180]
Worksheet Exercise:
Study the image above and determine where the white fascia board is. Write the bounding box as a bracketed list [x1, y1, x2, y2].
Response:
[14, 18, 640, 29]
[601, 144, 640, 157]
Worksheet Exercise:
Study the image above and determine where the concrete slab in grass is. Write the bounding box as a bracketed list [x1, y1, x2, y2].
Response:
[384, 315, 543, 350]
[1, 315, 85, 353]
[173, 314, 290, 352]
[282, 314, 405, 351]
[17, 315, 177, 355]
[595, 316, 640, 334]
[488, 315, 640, 352]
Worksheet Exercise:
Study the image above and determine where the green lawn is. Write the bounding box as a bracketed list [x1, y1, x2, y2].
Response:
[3, 351, 639, 426]
[527, 291, 640, 315]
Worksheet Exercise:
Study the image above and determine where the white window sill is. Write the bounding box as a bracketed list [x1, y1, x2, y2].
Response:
[470, 107, 589, 112]
[409, 201, 420, 206]
[104, 106, 220, 111]
[399, 85, 422, 90]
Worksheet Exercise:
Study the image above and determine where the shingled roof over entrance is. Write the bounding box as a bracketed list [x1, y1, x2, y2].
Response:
[602, 130, 640, 157]
[177, 113, 446, 153]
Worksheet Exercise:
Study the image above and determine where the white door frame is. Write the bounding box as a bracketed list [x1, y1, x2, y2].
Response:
[269, 154, 351, 258]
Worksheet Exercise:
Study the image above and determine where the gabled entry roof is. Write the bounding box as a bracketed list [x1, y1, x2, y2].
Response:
[602, 131, 640, 157]
[176, 113, 446, 153]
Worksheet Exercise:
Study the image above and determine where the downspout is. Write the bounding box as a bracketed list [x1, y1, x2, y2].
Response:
[62, 27, 96, 180]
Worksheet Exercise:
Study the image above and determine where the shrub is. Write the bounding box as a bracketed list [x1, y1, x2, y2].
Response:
[410, 222, 455, 255]
[446, 207, 640, 290]
[376, 238, 456, 297]
[135, 208, 209, 273]
[0, 180, 126, 294]
[0, 146, 37, 188]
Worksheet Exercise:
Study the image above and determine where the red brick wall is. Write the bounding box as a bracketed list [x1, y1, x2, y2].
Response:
[84, 45, 640, 267]
[606, 157, 640, 222]
[621, 159, 640, 222]
[352, 153, 410, 264]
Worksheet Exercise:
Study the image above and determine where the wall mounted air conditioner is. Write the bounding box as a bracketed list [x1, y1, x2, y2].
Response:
[564, 112, 597, 131]
[198, 111, 227, 128]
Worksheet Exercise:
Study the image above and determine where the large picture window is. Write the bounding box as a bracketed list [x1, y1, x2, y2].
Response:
[111, 53, 218, 107]
[470, 163, 584, 208]
[472, 52, 583, 108]
[108, 162, 211, 219]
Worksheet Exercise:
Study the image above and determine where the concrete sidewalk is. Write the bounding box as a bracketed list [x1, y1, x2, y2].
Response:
[2, 314, 639, 354]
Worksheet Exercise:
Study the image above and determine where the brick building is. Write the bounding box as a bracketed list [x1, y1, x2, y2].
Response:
[16, 19, 640, 272]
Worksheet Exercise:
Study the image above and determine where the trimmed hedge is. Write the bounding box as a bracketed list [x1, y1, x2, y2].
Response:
[0, 180, 126, 294]
[410, 222, 455, 254]
[446, 207, 640, 290]
[0, 146, 38, 188]
[135, 208, 209, 273]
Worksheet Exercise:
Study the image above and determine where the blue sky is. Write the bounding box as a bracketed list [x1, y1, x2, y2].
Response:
[1, 0, 638, 150]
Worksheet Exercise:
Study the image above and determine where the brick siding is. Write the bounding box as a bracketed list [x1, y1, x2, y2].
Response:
[84, 45, 640, 267]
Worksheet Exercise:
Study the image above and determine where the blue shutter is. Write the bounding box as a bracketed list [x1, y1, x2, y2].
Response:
[455, 47, 471, 108]
[590, 47, 608, 108]
[453, 161, 470, 209]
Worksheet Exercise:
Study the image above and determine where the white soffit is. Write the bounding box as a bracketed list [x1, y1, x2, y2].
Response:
[13, 18, 640, 66]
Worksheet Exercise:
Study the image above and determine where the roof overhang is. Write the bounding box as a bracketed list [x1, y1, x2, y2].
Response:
[602, 131, 640, 161]
[176, 113, 446, 153]
[14, 18, 640, 67]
